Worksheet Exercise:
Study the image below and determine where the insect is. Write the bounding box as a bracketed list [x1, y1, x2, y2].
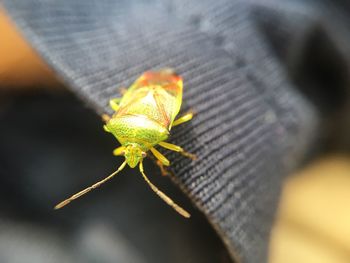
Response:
[55, 69, 196, 218]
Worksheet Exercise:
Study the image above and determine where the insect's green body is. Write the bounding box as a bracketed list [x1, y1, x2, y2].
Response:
[105, 70, 183, 167]
[55, 69, 194, 218]
[108, 115, 169, 150]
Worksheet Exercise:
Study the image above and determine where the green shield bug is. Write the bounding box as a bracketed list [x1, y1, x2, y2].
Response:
[55, 69, 196, 218]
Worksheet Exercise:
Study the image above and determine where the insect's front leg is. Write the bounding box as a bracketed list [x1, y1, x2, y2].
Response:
[147, 152, 173, 177]
[113, 146, 126, 156]
[156, 160, 172, 177]
[109, 98, 122, 111]
[101, 114, 111, 132]
[102, 114, 111, 122]
[150, 147, 173, 176]
[109, 86, 127, 111]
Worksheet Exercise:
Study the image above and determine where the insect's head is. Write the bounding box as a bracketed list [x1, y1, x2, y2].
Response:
[124, 144, 146, 168]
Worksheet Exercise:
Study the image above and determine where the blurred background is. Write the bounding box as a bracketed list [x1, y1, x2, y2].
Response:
[2, 2, 350, 263]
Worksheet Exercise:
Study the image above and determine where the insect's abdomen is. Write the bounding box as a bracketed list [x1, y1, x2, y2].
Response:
[107, 115, 169, 151]
[116, 70, 183, 130]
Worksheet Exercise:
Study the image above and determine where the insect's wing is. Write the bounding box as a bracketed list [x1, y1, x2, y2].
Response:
[116, 86, 149, 116]
[117, 71, 183, 129]
[152, 87, 181, 128]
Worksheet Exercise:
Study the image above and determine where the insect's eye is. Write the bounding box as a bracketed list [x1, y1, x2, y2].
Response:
[141, 152, 147, 158]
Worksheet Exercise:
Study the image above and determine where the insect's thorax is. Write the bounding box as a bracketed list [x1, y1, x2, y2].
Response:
[107, 114, 169, 151]
[106, 71, 183, 151]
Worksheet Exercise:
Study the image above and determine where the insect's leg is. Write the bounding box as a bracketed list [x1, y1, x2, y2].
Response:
[172, 111, 194, 127]
[102, 114, 111, 122]
[102, 114, 111, 132]
[156, 160, 172, 177]
[158, 141, 197, 160]
[150, 147, 170, 166]
[54, 161, 127, 209]
[103, 125, 110, 132]
[139, 161, 190, 218]
[109, 98, 122, 111]
[113, 146, 125, 156]
[148, 151, 172, 177]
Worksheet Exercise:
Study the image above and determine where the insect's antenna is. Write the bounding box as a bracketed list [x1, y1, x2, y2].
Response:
[54, 161, 127, 210]
[139, 161, 191, 218]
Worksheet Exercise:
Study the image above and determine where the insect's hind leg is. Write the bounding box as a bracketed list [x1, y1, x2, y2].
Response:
[172, 112, 194, 127]
[158, 141, 197, 160]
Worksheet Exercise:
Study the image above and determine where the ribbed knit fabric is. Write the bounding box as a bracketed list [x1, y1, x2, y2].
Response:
[1, 0, 325, 262]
